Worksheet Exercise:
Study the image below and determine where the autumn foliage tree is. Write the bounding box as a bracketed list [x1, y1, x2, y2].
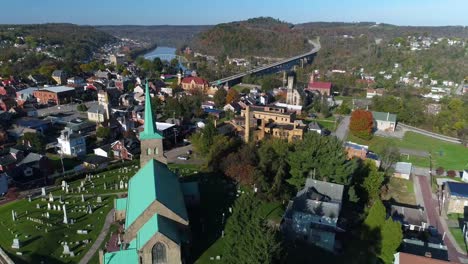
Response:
[226, 88, 240, 104]
[350, 110, 374, 140]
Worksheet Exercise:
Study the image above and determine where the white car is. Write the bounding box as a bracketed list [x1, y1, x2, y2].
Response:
[177, 155, 189, 161]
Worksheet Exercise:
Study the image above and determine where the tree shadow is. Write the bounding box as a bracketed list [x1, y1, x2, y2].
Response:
[186, 172, 236, 262]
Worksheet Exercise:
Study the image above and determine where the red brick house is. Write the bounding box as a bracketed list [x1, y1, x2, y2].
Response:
[0, 98, 17, 111]
[33, 86, 75, 105]
[0, 86, 15, 97]
[306, 74, 332, 96]
[181, 76, 209, 92]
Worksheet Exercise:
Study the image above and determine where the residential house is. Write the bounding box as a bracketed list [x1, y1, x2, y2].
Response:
[0, 86, 16, 97]
[28, 74, 47, 86]
[223, 102, 241, 114]
[94, 144, 112, 158]
[344, 141, 381, 168]
[444, 182, 468, 214]
[67, 77, 85, 86]
[390, 205, 428, 231]
[366, 88, 384, 99]
[83, 155, 111, 170]
[181, 76, 209, 92]
[462, 170, 468, 183]
[15, 152, 51, 178]
[372, 111, 397, 132]
[52, 70, 67, 85]
[281, 179, 344, 252]
[57, 128, 86, 157]
[394, 162, 412, 180]
[33, 86, 75, 105]
[0, 154, 16, 173]
[16, 87, 38, 104]
[0, 98, 16, 112]
[308, 122, 322, 135]
[0, 172, 8, 195]
[306, 74, 332, 96]
[110, 54, 125, 66]
[15, 117, 51, 134]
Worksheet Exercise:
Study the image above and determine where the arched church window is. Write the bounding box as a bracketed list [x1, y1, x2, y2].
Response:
[147, 148, 152, 155]
[154, 147, 158, 155]
[152, 242, 167, 264]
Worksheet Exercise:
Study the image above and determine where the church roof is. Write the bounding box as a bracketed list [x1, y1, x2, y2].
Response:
[103, 249, 138, 264]
[125, 159, 188, 228]
[130, 213, 180, 250]
[139, 81, 163, 140]
[115, 197, 127, 211]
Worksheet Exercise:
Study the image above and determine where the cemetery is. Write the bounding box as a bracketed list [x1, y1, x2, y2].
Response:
[0, 164, 139, 264]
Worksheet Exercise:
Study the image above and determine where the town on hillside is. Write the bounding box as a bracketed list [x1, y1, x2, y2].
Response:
[0, 9, 467, 264]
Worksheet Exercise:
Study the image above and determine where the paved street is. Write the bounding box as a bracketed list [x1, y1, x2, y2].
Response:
[417, 175, 467, 262]
[333, 115, 350, 141]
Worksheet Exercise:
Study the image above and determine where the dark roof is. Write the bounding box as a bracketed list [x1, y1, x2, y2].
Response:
[308, 122, 321, 130]
[447, 182, 468, 198]
[17, 153, 43, 166]
[84, 155, 111, 165]
[0, 154, 16, 166]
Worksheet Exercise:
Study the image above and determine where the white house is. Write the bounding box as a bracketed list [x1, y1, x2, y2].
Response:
[57, 128, 86, 157]
[372, 111, 397, 132]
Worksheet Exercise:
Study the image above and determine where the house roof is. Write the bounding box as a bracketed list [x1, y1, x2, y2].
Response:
[40, 86, 75, 94]
[395, 162, 412, 174]
[308, 122, 321, 131]
[0, 154, 16, 166]
[308, 81, 332, 90]
[303, 178, 344, 201]
[345, 141, 368, 151]
[103, 249, 138, 264]
[84, 155, 111, 165]
[16, 87, 38, 95]
[390, 205, 427, 226]
[125, 159, 188, 229]
[447, 182, 468, 198]
[372, 111, 397, 123]
[181, 76, 208, 85]
[52, 70, 64, 77]
[17, 153, 43, 166]
[115, 198, 127, 211]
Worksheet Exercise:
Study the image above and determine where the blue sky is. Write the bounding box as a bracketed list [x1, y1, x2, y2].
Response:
[3, 0, 467, 26]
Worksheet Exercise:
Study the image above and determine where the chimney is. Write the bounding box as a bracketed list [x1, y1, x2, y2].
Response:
[244, 106, 250, 143]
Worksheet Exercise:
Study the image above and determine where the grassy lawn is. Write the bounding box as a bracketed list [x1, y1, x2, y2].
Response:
[316, 120, 336, 131]
[347, 132, 468, 170]
[231, 85, 250, 93]
[46, 154, 82, 172]
[382, 177, 416, 205]
[168, 163, 201, 177]
[0, 164, 136, 263]
[88, 223, 119, 264]
[449, 227, 468, 253]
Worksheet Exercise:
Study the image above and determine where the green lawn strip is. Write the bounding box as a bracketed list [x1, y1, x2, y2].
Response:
[88, 223, 119, 264]
[316, 120, 336, 131]
[346, 132, 468, 170]
[382, 178, 416, 205]
[194, 238, 226, 264]
[449, 227, 468, 253]
[231, 85, 249, 92]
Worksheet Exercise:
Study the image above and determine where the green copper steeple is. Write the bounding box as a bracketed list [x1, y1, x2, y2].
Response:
[140, 81, 163, 140]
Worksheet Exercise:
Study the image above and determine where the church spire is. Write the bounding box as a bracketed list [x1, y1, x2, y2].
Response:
[140, 81, 163, 140]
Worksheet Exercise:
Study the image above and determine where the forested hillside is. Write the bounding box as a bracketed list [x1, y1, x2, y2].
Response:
[190, 17, 310, 58]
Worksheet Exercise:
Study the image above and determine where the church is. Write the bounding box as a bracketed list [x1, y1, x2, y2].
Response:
[100, 82, 191, 264]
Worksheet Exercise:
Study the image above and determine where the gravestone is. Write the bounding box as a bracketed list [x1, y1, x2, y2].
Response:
[41, 187, 46, 196]
[62, 242, 70, 255]
[47, 203, 51, 210]
[65, 185, 69, 194]
[11, 236, 20, 249]
[119, 180, 124, 189]
[36, 204, 40, 209]
[87, 204, 93, 214]
[28, 196, 31, 202]
[48, 193, 54, 202]
[124, 182, 128, 189]
[46, 212, 50, 219]
[53, 205, 57, 211]
[103, 183, 107, 190]
[81, 194, 85, 203]
[61, 180, 66, 190]
[63, 205, 68, 224]
[11, 210, 16, 221]
[59, 195, 63, 204]
[97, 196, 102, 203]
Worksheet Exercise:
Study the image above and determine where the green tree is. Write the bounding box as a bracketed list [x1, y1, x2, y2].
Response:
[363, 200, 403, 264]
[18, 132, 46, 153]
[76, 104, 88, 112]
[362, 161, 384, 205]
[96, 126, 111, 139]
[287, 133, 357, 190]
[223, 193, 281, 264]
[335, 102, 352, 115]
[190, 122, 219, 156]
[213, 88, 228, 108]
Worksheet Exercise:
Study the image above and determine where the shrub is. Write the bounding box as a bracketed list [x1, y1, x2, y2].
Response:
[435, 167, 444, 176]
[447, 170, 456, 178]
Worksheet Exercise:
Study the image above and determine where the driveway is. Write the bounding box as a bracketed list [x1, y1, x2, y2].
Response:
[333, 115, 350, 141]
[417, 175, 467, 262]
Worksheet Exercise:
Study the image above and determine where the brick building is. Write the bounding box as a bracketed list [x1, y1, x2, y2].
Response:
[33, 86, 75, 105]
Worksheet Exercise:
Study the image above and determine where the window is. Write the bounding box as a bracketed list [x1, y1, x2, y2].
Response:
[154, 147, 158, 155]
[147, 148, 152, 155]
[152, 242, 167, 264]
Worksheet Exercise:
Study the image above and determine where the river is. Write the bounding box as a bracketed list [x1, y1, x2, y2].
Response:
[144, 46, 177, 61]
